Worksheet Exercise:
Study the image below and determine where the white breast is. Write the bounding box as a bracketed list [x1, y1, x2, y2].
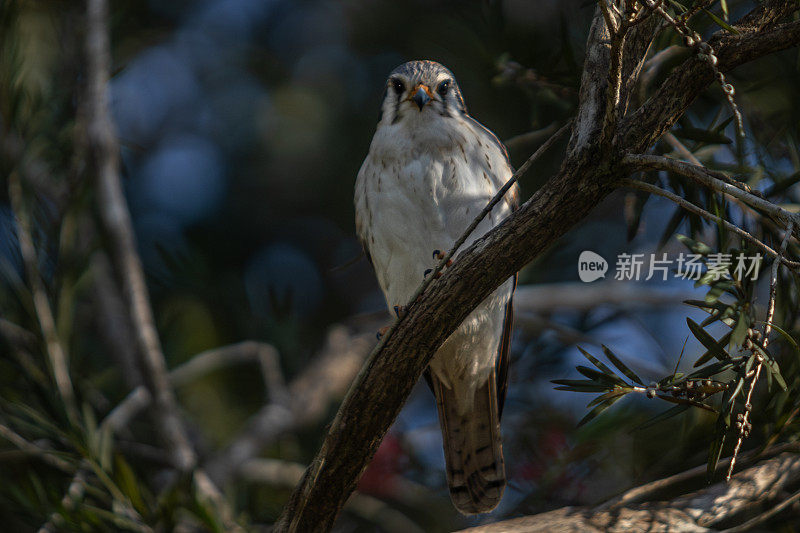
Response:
[355, 111, 512, 308]
[354, 110, 515, 404]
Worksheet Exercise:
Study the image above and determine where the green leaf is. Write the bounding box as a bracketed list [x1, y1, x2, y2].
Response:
[576, 365, 626, 386]
[114, 454, 146, 514]
[552, 379, 611, 393]
[577, 394, 625, 427]
[587, 388, 630, 408]
[687, 319, 732, 367]
[727, 377, 744, 405]
[762, 322, 800, 356]
[731, 312, 750, 348]
[707, 414, 728, 481]
[602, 345, 644, 386]
[625, 190, 650, 242]
[677, 234, 713, 255]
[684, 299, 728, 313]
[655, 393, 717, 413]
[687, 357, 740, 379]
[659, 208, 687, 250]
[754, 345, 788, 392]
[703, 8, 739, 34]
[577, 346, 618, 378]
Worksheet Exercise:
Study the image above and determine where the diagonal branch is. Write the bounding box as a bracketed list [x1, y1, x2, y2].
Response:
[275, 4, 800, 530]
[620, 16, 800, 151]
[620, 178, 800, 270]
[84, 1, 243, 529]
[460, 450, 800, 532]
[726, 220, 794, 481]
[8, 174, 79, 425]
[85, 0, 195, 472]
[623, 153, 800, 234]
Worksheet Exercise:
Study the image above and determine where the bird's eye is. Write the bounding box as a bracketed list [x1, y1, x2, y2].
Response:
[390, 78, 405, 95]
[437, 80, 451, 97]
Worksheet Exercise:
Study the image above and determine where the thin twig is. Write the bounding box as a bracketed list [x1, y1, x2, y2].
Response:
[206, 326, 370, 485]
[0, 423, 73, 472]
[84, 2, 243, 529]
[727, 220, 794, 481]
[619, 178, 800, 270]
[624, 153, 797, 230]
[660, 136, 758, 195]
[85, 0, 195, 472]
[8, 173, 79, 425]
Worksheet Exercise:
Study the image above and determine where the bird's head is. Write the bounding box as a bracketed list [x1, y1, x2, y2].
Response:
[379, 60, 466, 125]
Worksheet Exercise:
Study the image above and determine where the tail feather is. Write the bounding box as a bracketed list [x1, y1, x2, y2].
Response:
[432, 371, 505, 514]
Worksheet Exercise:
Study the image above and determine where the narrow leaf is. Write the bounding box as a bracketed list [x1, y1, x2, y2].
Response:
[577, 346, 618, 377]
[703, 8, 739, 34]
[577, 395, 624, 427]
[602, 345, 644, 385]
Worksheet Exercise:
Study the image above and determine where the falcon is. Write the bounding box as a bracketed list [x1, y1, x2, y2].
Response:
[354, 60, 518, 514]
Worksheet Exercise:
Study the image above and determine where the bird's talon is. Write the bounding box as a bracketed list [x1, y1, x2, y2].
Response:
[376, 326, 391, 340]
[432, 249, 443, 260]
[393, 305, 407, 318]
[424, 268, 432, 278]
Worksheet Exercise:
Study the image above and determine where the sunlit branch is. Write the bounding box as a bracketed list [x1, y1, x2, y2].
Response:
[619, 178, 800, 270]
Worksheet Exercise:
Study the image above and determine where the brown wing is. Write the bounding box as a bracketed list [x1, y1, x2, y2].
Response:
[496, 167, 519, 419]
[354, 203, 375, 271]
[496, 273, 516, 419]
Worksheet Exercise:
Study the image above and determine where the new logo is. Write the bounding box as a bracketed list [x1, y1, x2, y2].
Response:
[578, 251, 608, 282]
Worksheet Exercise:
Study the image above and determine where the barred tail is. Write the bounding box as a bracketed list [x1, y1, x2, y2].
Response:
[432, 371, 505, 514]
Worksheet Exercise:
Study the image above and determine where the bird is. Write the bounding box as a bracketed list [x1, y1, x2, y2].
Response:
[354, 60, 518, 514]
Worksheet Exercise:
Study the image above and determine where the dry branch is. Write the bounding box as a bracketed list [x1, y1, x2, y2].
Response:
[623, 153, 800, 233]
[458, 451, 800, 532]
[85, 0, 195, 472]
[206, 326, 373, 485]
[620, 178, 800, 269]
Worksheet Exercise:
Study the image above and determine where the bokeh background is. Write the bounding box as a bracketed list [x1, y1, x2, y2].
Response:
[2, 0, 800, 530]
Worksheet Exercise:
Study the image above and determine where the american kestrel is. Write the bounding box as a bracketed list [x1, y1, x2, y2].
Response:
[354, 60, 518, 514]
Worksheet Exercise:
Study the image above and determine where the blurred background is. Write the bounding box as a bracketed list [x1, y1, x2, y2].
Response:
[2, 0, 800, 531]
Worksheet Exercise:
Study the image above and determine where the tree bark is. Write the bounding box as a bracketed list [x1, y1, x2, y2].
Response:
[459, 449, 800, 532]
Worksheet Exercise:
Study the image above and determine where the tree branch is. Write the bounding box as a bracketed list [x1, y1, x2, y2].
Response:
[620, 16, 800, 151]
[619, 178, 800, 269]
[85, 0, 195, 472]
[459, 451, 800, 532]
[8, 174, 79, 424]
[623, 153, 800, 234]
[206, 326, 372, 485]
[274, 4, 800, 530]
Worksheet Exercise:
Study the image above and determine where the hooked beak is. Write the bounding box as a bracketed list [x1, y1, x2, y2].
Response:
[411, 85, 431, 110]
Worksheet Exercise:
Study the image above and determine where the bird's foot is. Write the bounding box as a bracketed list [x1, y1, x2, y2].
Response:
[393, 305, 408, 319]
[424, 250, 453, 279]
[376, 326, 391, 340]
[432, 249, 453, 267]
